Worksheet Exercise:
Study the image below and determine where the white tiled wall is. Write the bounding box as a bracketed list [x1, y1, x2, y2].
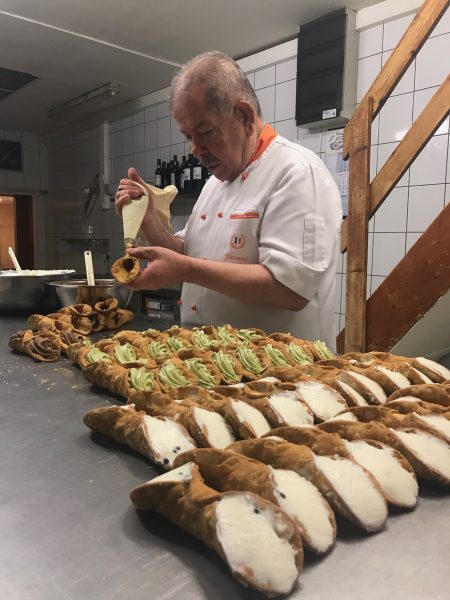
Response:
[37, 7, 449, 336]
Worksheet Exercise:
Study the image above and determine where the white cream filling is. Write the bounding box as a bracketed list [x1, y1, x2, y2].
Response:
[193, 406, 235, 448]
[143, 416, 196, 468]
[375, 365, 411, 389]
[389, 396, 420, 403]
[268, 391, 314, 426]
[216, 494, 299, 594]
[227, 383, 245, 390]
[411, 367, 433, 384]
[231, 399, 271, 437]
[336, 381, 369, 406]
[270, 467, 334, 553]
[415, 357, 450, 381]
[149, 462, 194, 483]
[258, 376, 281, 383]
[294, 381, 347, 420]
[314, 455, 388, 531]
[393, 429, 450, 480]
[415, 413, 450, 442]
[345, 372, 387, 404]
[344, 440, 418, 507]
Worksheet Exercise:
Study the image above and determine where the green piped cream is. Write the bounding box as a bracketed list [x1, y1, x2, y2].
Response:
[263, 344, 289, 367]
[167, 336, 188, 353]
[147, 341, 170, 359]
[86, 348, 112, 364]
[236, 346, 264, 375]
[185, 358, 216, 388]
[158, 362, 190, 389]
[213, 351, 239, 383]
[217, 326, 240, 345]
[237, 329, 263, 342]
[313, 340, 334, 360]
[286, 343, 313, 364]
[129, 367, 155, 391]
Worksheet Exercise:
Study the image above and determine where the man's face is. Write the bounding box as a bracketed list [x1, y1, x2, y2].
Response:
[173, 85, 249, 182]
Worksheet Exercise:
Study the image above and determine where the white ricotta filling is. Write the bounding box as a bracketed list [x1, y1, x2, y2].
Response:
[193, 406, 236, 448]
[268, 391, 314, 426]
[294, 381, 347, 420]
[226, 383, 245, 390]
[393, 429, 450, 481]
[336, 381, 368, 406]
[231, 399, 271, 437]
[149, 462, 194, 483]
[414, 413, 450, 442]
[415, 357, 450, 381]
[375, 365, 411, 389]
[143, 416, 196, 468]
[216, 494, 299, 594]
[270, 467, 334, 553]
[314, 455, 388, 531]
[324, 411, 359, 422]
[344, 440, 418, 507]
[411, 367, 433, 384]
[258, 376, 281, 383]
[345, 372, 387, 404]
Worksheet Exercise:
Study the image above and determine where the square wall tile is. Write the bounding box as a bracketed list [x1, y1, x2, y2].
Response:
[358, 24, 383, 58]
[145, 105, 157, 122]
[377, 142, 410, 187]
[334, 273, 343, 313]
[255, 66, 275, 89]
[6, 170, 24, 188]
[431, 8, 450, 37]
[370, 275, 385, 295]
[133, 111, 145, 126]
[357, 54, 382, 103]
[370, 145, 378, 181]
[275, 119, 297, 143]
[276, 58, 297, 83]
[405, 232, 422, 252]
[378, 93, 413, 144]
[133, 151, 146, 177]
[383, 14, 415, 52]
[111, 156, 122, 184]
[22, 131, 40, 152]
[122, 116, 132, 129]
[145, 120, 158, 150]
[275, 79, 296, 122]
[413, 88, 449, 135]
[374, 186, 408, 232]
[157, 117, 171, 148]
[245, 72, 255, 89]
[409, 135, 448, 185]
[407, 184, 445, 232]
[23, 150, 40, 172]
[170, 117, 185, 145]
[381, 50, 415, 95]
[122, 128, 133, 155]
[255, 85, 275, 123]
[170, 143, 185, 162]
[144, 149, 158, 181]
[110, 130, 122, 158]
[133, 124, 145, 153]
[372, 232, 406, 276]
[415, 34, 450, 90]
[109, 119, 121, 133]
[156, 101, 171, 119]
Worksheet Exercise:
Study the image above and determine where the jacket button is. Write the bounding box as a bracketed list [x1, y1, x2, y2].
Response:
[218, 211, 223, 218]
[191, 304, 197, 311]
[201, 213, 206, 220]
[241, 172, 248, 181]
[177, 299, 183, 306]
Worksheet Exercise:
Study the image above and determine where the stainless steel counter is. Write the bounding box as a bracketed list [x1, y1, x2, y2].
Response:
[1, 315, 449, 600]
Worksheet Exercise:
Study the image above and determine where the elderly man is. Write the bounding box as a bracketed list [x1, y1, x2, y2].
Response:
[115, 51, 342, 348]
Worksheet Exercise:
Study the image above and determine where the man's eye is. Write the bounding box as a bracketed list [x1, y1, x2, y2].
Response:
[198, 130, 213, 137]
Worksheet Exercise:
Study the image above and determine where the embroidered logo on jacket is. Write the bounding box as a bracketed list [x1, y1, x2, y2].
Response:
[230, 233, 245, 249]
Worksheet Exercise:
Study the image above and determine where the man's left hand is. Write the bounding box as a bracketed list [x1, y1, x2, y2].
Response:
[125, 246, 189, 291]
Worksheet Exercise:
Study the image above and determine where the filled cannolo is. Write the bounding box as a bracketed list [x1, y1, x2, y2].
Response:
[156, 359, 198, 392]
[130, 391, 235, 449]
[388, 384, 450, 407]
[104, 308, 134, 330]
[228, 437, 388, 532]
[111, 255, 140, 284]
[130, 463, 303, 595]
[84, 403, 195, 469]
[318, 420, 450, 486]
[9, 329, 62, 362]
[83, 360, 159, 398]
[174, 447, 334, 555]
[59, 330, 89, 355]
[290, 380, 348, 422]
[212, 350, 244, 385]
[410, 357, 450, 383]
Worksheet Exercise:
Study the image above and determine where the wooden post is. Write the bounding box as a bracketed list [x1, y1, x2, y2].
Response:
[343, 97, 372, 353]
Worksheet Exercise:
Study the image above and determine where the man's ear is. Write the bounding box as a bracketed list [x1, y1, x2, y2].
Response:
[234, 101, 256, 134]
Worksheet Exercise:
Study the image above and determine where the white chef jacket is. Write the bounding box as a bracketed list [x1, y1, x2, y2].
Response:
[174, 134, 342, 349]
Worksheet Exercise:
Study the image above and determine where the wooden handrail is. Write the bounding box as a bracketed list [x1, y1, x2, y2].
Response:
[341, 75, 450, 253]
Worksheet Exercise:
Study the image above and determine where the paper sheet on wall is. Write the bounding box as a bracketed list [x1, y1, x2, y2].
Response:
[323, 129, 349, 217]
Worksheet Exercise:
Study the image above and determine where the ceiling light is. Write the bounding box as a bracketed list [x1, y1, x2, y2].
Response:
[48, 82, 120, 118]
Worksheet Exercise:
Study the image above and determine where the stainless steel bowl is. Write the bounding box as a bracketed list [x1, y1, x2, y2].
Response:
[0, 270, 76, 312]
[47, 279, 133, 309]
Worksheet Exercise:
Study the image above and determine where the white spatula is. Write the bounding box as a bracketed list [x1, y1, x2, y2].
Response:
[84, 250, 95, 286]
[8, 246, 22, 272]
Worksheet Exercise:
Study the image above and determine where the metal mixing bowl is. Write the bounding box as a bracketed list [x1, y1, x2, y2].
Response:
[0, 270, 76, 312]
[47, 279, 133, 309]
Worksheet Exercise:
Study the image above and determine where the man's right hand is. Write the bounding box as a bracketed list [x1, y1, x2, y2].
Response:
[115, 167, 154, 218]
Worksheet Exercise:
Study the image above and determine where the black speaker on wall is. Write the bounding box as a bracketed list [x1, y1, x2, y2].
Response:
[295, 8, 358, 129]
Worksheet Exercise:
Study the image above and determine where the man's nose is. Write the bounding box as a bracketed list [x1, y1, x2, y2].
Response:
[190, 136, 205, 158]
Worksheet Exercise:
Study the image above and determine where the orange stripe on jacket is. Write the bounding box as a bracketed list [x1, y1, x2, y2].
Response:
[246, 123, 277, 167]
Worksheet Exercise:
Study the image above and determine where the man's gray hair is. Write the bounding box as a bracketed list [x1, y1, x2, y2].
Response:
[170, 51, 261, 118]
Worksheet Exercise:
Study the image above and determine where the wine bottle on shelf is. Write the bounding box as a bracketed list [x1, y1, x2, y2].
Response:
[170, 155, 180, 188]
[192, 156, 202, 193]
[155, 158, 162, 188]
[183, 153, 193, 193]
[161, 161, 167, 187]
[179, 155, 186, 191]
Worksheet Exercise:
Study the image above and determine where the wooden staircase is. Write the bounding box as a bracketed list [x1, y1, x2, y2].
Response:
[337, 0, 450, 354]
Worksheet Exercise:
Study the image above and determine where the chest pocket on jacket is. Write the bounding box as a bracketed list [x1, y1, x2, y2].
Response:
[223, 205, 262, 264]
[303, 216, 327, 269]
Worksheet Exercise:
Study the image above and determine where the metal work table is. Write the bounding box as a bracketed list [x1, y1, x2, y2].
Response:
[1, 314, 449, 600]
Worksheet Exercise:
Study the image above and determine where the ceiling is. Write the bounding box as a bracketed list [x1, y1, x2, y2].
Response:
[0, 0, 381, 133]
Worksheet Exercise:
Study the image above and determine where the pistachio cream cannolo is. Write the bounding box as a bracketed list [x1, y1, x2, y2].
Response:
[84, 404, 195, 469]
[228, 437, 388, 533]
[130, 463, 303, 596]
